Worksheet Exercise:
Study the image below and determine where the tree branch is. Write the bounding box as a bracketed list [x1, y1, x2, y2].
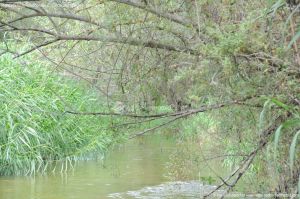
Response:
[204, 115, 287, 199]
[0, 4, 108, 29]
[58, 34, 198, 55]
[14, 39, 59, 58]
[0, 0, 39, 3]
[109, 0, 195, 28]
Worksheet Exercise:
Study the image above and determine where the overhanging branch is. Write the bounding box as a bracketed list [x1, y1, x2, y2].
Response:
[110, 0, 195, 28]
[58, 34, 198, 55]
[2, 25, 199, 56]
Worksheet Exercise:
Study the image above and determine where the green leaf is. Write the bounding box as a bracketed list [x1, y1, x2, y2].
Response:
[259, 99, 271, 133]
[288, 30, 300, 49]
[289, 130, 300, 175]
[274, 124, 283, 155]
[298, 174, 300, 199]
[270, 98, 290, 111]
[274, 119, 300, 160]
[282, 5, 300, 43]
[270, 0, 285, 15]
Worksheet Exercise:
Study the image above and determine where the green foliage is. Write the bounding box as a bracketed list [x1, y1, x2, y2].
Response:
[0, 54, 115, 175]
[298, 175, 300, 199]
[259, 99, 272, 133]
[259, 97, 300, 191]
[180, 113, 215, 138]
[274, 118, 300, 158]
[1, 0, 299, 194]
[288, 29, 300, 49]
[289, 130, 300, 175]
[164, 113, 216, 180]
[200, 176, 216, 185]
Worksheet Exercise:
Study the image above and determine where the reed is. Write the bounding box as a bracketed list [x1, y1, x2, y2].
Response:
[0, 54, 114, 175]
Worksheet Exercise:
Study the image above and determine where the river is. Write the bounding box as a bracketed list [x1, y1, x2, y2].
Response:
[0, 134, 227, 199]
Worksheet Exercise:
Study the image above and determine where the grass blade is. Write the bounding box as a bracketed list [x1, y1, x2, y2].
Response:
[289, 130, 300, 175]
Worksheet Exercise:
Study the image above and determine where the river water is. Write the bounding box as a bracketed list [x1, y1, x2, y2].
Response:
[0, 135, 226, 199]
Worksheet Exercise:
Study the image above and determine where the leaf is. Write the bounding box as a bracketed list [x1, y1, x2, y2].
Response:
[259, 99, 271, 133]
[274, 124, 283, 154]
[270, 0, 285, 15]
[270, 98, 290, 111]
[282, 5, 300, 43]
[289, 130, 300, 175]
[298, 174, 300, 199]
[274, 119, 300, 160]
[288, 30, 300, 49]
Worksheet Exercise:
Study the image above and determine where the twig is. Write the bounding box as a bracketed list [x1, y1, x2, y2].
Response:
[14, 39, 59, 58]
[129, 115, 183, 139]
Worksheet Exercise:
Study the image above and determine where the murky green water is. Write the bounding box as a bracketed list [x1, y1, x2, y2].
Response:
[0, 135, 231, 199]
[0, 135, 178, 199]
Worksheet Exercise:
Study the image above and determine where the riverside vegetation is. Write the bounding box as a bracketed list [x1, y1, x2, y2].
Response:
[0, 0, 299, 197]
[0, 54, 118, 175]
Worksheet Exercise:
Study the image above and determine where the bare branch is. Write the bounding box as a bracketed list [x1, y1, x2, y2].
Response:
[0, 4, 108, 29]
[65, 95, 260, 117]
[0, 0, 39, 3]
[14, 39, 59, 58]
[0, 20, 57, 36]
[109, 0, 195, 28]
[58, 34, 199, 55]
[7, 30, 199, 56]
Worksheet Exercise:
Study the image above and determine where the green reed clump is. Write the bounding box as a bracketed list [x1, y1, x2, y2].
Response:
[0, 55, 114, 175]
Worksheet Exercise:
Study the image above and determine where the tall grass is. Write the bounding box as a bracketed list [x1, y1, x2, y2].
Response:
[0, 54, 115, 175]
